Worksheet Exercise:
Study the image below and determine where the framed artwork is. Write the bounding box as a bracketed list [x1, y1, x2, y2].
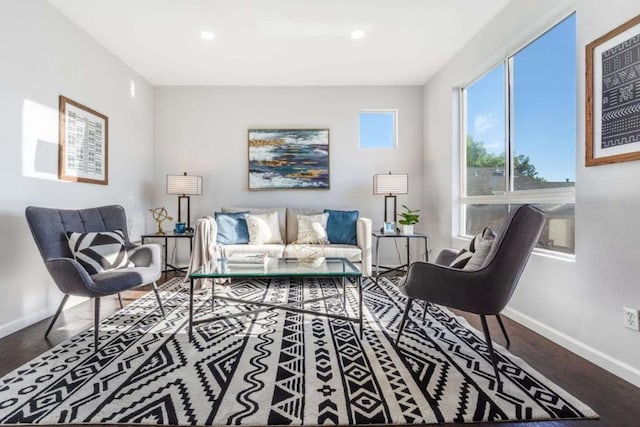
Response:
[586, 15, 640, 166]
[58, 95, 109, 184]
[248, 129, 330, 190]
[383, 222, 395, 234]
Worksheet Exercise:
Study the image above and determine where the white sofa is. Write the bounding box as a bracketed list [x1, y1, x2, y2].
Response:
[213, 207, 372, 276]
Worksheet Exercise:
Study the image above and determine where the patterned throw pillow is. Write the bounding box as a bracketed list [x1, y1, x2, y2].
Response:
[66, 229, 134, 275]
[296, 213, 329, 244]
[246, 211, 284, 245]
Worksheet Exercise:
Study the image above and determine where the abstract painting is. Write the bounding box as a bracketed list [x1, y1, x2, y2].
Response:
[248, 129, 330, 190]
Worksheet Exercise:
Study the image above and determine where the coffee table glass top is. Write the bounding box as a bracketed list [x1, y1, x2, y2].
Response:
[190, 257, 361, 278]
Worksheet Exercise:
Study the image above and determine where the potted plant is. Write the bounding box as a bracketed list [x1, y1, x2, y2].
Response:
[397, 204, 420, 235]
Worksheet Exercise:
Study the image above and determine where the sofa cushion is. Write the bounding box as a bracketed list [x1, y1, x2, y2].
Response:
[66, 229, 134, 275]
[284, 244, 362, 262]
[215, 211, 249, 244]
[296, 213, 329, 244]
[246, 212, 284, 244]
[221, 244, 285, 259]
[222, 207, 286, 242]
[324, 209, 359, 244]
[286, 208, 323, 243]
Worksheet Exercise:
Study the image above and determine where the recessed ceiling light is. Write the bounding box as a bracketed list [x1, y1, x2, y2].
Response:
[350, 30, 365, 40]
[200, 31, 215, 40]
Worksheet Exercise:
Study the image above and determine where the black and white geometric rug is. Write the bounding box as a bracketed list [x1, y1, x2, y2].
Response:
[0, 277, 596, 425]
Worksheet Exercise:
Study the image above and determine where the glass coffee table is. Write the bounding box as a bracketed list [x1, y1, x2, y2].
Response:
[187, 257, 363, 342]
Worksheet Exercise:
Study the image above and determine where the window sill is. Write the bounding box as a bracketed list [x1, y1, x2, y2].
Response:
[452, 235, 575, 262]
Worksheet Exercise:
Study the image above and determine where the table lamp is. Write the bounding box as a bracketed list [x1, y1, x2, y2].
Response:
[373, 172, 408, 227]
[167, 172, 203, 232]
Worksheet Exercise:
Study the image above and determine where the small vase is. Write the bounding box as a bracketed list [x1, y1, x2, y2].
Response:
[401, 224, 414, 235]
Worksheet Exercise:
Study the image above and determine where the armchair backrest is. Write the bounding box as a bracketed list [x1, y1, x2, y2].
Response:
[475, 204, 546, 312]
[25, 205, 130, 262]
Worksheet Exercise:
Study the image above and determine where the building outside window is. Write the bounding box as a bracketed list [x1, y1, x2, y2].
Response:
[460, 13, 576, 254]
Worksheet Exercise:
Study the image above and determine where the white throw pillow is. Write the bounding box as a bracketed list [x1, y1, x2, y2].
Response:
[246, 211, 284, 245]
[296, 213, 329, 244]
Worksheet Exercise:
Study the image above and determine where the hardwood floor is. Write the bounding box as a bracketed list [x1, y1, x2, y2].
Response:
[1, 273, 639, 426]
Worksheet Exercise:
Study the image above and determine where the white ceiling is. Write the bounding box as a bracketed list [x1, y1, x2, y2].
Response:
[48, 0, 511, 86]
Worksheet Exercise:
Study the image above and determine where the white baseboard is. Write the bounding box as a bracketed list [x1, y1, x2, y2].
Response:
[503, 306, 640, 388]
[0, 296, 86, 339]
[0, 307, 53, 338]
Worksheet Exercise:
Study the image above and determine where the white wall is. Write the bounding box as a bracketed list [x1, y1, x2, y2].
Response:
[423, 0, 640, 386]
[153, 86, 424, 264]
[0, 1, 155, 337]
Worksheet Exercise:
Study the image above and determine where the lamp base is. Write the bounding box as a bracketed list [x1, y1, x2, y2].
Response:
[383, 195, 398, 225]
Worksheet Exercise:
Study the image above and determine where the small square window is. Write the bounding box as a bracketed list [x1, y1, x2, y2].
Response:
[359, 110, 397, 148]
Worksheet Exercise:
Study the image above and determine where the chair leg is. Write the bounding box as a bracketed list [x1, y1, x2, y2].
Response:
[395, 298, 413, 347]
[480, 315, 501, 384]
[44, 295, 69, 338]
[117, 293, 124, 309]
[94, 297, 100, 352]
[495, 314, 510, 348]
[151, 282, 166, 318]
[422, 301, 428, 323]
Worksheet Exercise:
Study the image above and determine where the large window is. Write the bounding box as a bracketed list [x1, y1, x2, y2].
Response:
[461, 13, 576, 254]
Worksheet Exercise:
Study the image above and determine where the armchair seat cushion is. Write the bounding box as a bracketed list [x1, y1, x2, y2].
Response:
[90, 266, 161, 294]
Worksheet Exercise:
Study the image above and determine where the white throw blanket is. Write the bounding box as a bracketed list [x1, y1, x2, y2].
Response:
[184, 216, 219, 290]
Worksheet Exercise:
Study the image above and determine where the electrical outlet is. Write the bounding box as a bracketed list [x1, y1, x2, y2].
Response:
[623, 306, 640, 331]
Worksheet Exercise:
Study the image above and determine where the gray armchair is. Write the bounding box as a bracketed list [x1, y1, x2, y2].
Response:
[25, 205, 165, 350]
[395, 205, 545, 383]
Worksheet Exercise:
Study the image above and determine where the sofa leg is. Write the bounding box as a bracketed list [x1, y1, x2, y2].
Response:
[395, 298, 413, 347]
[117, 293, 124, 309]
[45, 295, 69, 338]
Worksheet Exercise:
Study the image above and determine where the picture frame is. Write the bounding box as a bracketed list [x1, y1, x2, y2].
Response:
[248, 129, 330, 190]
[58, 95, 109, 184]
[383, 222, 396, 234]
[586, 14, 640, 166]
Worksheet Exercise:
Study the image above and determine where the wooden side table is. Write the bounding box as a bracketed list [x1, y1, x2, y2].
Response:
[140, 231, 194, 274]
[372, 231, 428, 282]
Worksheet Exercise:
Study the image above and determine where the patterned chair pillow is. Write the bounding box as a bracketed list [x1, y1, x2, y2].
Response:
[66, 229, 134, 275]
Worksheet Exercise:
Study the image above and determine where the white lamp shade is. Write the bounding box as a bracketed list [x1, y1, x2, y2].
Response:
[373, 173, 408, 195]
[167, 174, 203, 195]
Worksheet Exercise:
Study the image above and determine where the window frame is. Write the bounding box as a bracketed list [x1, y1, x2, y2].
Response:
[358, 109, 398, 149]
[458, 12, 576, 253]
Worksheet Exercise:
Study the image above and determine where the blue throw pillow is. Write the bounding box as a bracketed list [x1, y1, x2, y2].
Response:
[324, 209, 359, 244]
[215, 211, 250, 245]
